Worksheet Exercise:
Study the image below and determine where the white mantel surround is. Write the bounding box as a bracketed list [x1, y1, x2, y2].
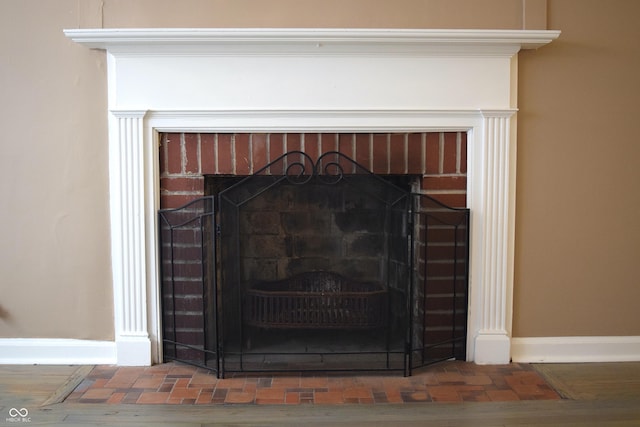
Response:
[64, 28, 560, 366]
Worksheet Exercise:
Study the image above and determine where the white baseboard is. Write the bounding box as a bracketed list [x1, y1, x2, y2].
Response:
[474, 333, 511, 364]
[4, 336, 639, 365]
[0, 338, 117, 365]
[511, 336, 640, 363]
[115, 336, 152, 366]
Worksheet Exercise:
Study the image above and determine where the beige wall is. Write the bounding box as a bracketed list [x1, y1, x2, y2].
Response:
[0, 1, 111, 339]
[514, 0, 640, 337]
[99, 0, 542, 29]
[1, 0, 638, 342]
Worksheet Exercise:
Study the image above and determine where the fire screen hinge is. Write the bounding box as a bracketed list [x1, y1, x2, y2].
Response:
[216, 224, 222, 235]
[406, 210, 414, 237]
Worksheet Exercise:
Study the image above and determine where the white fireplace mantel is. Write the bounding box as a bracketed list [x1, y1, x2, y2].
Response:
[65, 28, 560, 366]
[65, 27, 558, 52]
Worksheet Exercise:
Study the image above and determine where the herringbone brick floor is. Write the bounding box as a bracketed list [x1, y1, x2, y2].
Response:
[65, 361, 560, 405]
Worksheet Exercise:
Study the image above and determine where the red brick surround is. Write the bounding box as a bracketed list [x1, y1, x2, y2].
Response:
[159, 131, 469, 364]
[159, 132, 467, 209]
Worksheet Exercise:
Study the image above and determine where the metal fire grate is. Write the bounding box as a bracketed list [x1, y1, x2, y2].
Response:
[244, 271, 387, 329]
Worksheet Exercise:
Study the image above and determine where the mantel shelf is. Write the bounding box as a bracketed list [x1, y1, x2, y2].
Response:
[64, 28, 560, 55]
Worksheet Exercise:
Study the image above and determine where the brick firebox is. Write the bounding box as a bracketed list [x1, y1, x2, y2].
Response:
[159, 132, 467, 209]
[159, 131, 469, 368]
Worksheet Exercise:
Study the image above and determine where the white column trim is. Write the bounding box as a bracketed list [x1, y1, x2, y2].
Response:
[109, 110, 151, 366]
[472, 110, 516, 364]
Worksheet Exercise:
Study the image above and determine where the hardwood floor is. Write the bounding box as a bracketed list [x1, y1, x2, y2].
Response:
[36, 400, 640, 426]
[1, 363, 639, 426]
[534, 362, 640, 400]
[0, 365, 85, 407]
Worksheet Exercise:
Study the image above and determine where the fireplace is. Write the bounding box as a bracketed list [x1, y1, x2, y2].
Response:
[64, 28, 560, 367]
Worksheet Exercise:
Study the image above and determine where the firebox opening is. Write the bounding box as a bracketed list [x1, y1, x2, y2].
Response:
[160, 145, 470, 377]
[214, 152, 416, 371]
[207, 172, 416, 368]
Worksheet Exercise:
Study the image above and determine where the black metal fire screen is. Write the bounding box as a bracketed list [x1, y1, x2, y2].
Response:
[159, 151, 469, 377]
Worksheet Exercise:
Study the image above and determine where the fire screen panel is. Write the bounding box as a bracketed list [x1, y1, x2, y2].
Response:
[217, 152, 409, 375]
[158, 196, 219, 373]
[159, 151, 469, 377]
[408, 194, 470, 374]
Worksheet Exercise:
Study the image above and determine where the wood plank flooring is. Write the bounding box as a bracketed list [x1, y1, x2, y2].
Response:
[0, 365, 84, 407]
[534, 362, 640, 400]
[1, 363, 639, 426]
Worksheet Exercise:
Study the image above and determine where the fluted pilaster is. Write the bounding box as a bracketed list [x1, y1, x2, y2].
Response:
[473, 110, 515, 364]
[109, 110, 151, 365]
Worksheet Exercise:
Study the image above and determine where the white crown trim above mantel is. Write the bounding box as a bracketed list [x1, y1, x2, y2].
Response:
[63, 27, 559, 367]
[64, 28, 560, 55]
